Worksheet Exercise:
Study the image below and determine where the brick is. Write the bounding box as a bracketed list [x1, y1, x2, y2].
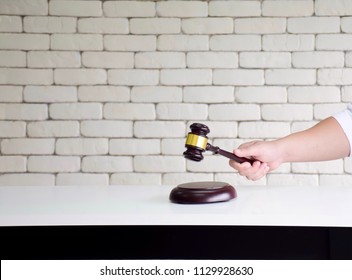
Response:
[78, 18, 128, 34]
[105, 35, 156, 51]
[314, 103, 348, 120]
[213, 69, 264, 86]
[209, 1, 261, 17]
[134, 156, 185, 172]
[182, 18, 233, 34]
[161, 138, 186, 155]
[187, 52, 238, 68]
[316, 35, 352, 50]
[183, 86, 234, 103]
[209, 104, 260, 121]
[347, 52, 352, 67]
[263, 35, 314, 51]
[27, 121, 80, 137]
[265, 69, 316, 85]
[0, 34, 49, 50]
[0, 0, 48, 15]
[239, 122, 290, 138]
[157, 1, 207, 17]
[0, 16, 22, 32]
[320, 175, 352, 186]
[28, 51, 81, 68]
[131, 86, 182, 103]
[292, 160, 343, 174]
[240, 52, 291, 68]
[0, 174, 55, 186]
[318, 69, 352, 85]
[49, 103, 102, 120]
[0, 156, 26, 172]
[262, 104, 313, 121]
[292, 52, 344, 68]
[158, 35, 208, 51]
[110, 139, 160, 155]
[212, 138, 243, 151]
[24, 86, 77, 103]
[190, 121, 238, 138]
[0, 86, 22, 102]
[288, 86, 340, 103]
[0, 104, 48, 120]
[342, 17, 352, 33]
[83, 156, 133, 172]
[130, 18, 180, 35]
[187, 155, 233, 172]
[78, 86, 130, 102]
[235, 18, 286, 34]
[49, 1, 102, 17]
[163, 173, 213, 185]
[135, 52, 185, 69]
[161, 69, 212, 86]
[288, 17, 340, 34]
[103, 1, 155, 17]
[51, 34, 103, 51]
[0, 69, 53, 86]
[236, 86, 287, 103]
[134, 121, 185, 138]
[0, 51, 25, 67]
[28, 156, 80, 173]
[108, 70, 158, 86]
[1, 138, 55, 155]
[262, 1, 314, 17]
[56, 173, 109, 186]
[342, 86, 352, 102]
[111, 173, 161, 185]
[210, 35, 261, 51]
[24, 16, 76, 33]
[56, 138, 108, 155]
[267, 174, 319, 186]
[157, 103, 208, 120]
[345, 158, 352, 173]
[81, 121, 132, 138]
[315, 0, 352, 16]
[0, 121, 26, 137]
[104, 103, 156, 120]
[291, 121, 318, 133]
[54, 69, 106, 85]
[82, 52, 133, 69]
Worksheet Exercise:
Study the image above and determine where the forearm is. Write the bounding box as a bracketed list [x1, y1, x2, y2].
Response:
[276, 117, 350, 163]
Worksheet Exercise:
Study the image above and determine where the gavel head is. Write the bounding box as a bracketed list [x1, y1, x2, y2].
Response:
[183, 123, 210, 161]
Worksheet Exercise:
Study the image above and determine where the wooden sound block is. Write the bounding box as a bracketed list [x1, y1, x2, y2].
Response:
[169, 181, 237, 204]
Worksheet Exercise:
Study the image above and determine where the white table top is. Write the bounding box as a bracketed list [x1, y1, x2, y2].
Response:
[1, 184, 352, 227]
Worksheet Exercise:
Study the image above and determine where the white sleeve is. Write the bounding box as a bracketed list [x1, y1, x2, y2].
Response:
[333, 103, 352, 157]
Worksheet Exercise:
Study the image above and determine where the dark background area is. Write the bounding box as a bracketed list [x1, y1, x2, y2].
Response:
[2, 226, 352, 260]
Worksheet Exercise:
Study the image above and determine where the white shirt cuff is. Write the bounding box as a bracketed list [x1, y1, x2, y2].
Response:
[333, 104, 352, 157]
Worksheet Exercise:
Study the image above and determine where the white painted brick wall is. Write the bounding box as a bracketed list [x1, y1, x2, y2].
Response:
[24, 16, 76, 33]
[1, 138, 55, 155]
[56, 138, 108, 155]
[82, 156, 133, 172]
[27, 121, 80, 137]
[0, 0, 351, 187]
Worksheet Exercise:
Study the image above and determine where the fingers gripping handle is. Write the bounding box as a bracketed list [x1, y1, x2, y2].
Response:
[206, 144, 254, 165]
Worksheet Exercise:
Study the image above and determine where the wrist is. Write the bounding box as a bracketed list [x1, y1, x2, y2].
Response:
[273, 138, 289, 164]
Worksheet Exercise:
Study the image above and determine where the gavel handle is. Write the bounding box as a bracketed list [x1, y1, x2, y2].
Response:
[206, 144, 255, 165]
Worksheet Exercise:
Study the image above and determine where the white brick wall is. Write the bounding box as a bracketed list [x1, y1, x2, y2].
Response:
[0, 0, 351, 187]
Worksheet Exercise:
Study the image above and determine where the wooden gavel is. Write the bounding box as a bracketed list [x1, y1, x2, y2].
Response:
[183, 123, 254, 164]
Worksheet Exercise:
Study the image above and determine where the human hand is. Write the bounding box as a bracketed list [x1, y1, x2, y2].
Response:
[229, 140, 284, 181]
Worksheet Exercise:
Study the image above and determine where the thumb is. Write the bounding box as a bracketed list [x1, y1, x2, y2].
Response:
[234, 142, 260, 159]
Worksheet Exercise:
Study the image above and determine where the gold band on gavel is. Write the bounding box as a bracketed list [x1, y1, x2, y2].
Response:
[185, 133, 208, 150]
